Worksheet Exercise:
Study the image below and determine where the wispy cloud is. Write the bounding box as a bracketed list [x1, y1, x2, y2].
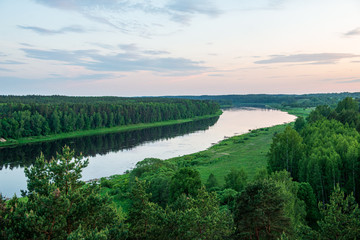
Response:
[21, 46, 208, 74]
[20, 43, 34, 47]
[143, 50, 170, 55]
[0, 60, 24, 65]
[255, 53, 360, 64]
[0, 67, 13, 72]
[33, 0, 222, 33]
[208, 74, 224, 77]
[344, 27, 360, 37]
[18, 25, 87, 35]
[22, 48, 97, 62]
[167, 0, 221, 23]
[337, 79, 360, 84]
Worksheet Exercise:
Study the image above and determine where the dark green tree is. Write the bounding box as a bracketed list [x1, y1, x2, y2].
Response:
[294, 116, 306, 132]
[268, 126, 304, 180]
[127, 178, 164, 240]
[297, 182, 320, 228]
[2, 146, 124, 239]
[50, 110, 61, 134]
[224, 168, 247, 192]
[169, 167, 202, 202]
[205, 173, 219, 191]
[335, 97, 359, 113]
[318, 185, 360, 239]
[167, 187, 233, 240]
[234, 179, 291, 240]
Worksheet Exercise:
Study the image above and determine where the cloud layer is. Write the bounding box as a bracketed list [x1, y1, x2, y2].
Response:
[18, 25, 87, 35]
[21, 45, 208, 73]
[32, 0, 222, 31]
[344, 27, 360, 37]
[255, 53, 360, 64]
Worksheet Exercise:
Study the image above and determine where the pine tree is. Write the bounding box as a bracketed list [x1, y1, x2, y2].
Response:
[2, 146, 124, 239]
[234, 179, 291, 240]
[318, 185, 360, 239]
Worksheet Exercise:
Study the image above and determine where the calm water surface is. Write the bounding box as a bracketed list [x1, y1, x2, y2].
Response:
[0, 108, 296, 197]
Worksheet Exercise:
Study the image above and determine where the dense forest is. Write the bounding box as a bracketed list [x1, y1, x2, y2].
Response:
[2, 96, 360, 239]
[169, 92, 360, 108]
[0, 96, 219, 140]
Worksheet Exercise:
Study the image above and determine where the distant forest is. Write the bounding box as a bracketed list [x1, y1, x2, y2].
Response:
[0, 96, 219, 139]
[168, 92, 360, 108]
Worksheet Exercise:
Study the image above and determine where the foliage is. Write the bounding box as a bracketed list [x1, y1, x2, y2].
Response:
[0, 96, 219, 140]
[167, 187, 234, 240]
[297, 182, 320, 228]
[317, 185, 360, 239]
[127, 178, 233, 240]
[127, 178, 163, 240]
[269, 171, 306, 232]
[205, 173, 219, 191]
[294, 116, 306, 132]
[0, 146, 124, 239]
[234, 179, 292, 240]
[267, 126, 304, 180]
[177, 92, 360, 108]
[300, 119, 360, 202]
[169, 167, 202, 202]
[224, 168, 247, 192]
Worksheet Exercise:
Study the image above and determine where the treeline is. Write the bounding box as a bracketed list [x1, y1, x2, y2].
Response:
[0, 96, 219, 139]
[169, 92, 360, 108]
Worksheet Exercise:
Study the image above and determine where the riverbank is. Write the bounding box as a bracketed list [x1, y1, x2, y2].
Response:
[169, 107, 310, 182]
[101, 107, 310, 209]
[0, 111, 222, 147]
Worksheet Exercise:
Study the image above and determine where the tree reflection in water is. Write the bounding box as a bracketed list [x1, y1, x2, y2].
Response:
[0, 116, 219, 170]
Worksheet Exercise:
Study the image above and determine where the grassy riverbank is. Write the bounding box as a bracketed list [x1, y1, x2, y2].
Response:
[170, 124, 288, 184]
[0, 111, 222, 147]
[168, 107, 310, 183]
[101, 107, 311, 210]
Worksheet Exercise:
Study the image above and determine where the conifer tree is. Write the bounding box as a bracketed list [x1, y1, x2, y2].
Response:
[1, 146, 124, 239]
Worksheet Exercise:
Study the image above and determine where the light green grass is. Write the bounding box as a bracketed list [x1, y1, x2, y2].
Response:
[167, 107, 312, 186]
[168, 125, 287, 186]
[278, 107, 313, 118]
[0, 111, 222, 147]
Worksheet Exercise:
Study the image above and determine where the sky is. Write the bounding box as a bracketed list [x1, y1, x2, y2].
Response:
[1, 0, 360, 96]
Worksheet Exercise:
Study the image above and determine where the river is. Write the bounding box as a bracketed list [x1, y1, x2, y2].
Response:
[0, 108, 296, 197]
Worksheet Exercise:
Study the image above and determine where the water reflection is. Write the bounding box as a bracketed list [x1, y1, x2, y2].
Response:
[0, 108, 297, 197]
[0, 116, 219, 170]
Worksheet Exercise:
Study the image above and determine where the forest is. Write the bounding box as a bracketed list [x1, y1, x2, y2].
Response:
[2, 96, 360, 239]
[170, 92, 360, 108]
[0, 96, 219, 140]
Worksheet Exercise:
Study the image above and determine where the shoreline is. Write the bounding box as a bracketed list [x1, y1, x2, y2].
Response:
[102, 107, 310, 184]
[0, 110, 222, 148]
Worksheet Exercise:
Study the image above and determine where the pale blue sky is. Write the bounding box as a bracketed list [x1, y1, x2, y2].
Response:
[1, 0, 360, 96]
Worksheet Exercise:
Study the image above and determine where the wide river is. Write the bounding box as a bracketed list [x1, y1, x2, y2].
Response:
[0, 108, 296, 197]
